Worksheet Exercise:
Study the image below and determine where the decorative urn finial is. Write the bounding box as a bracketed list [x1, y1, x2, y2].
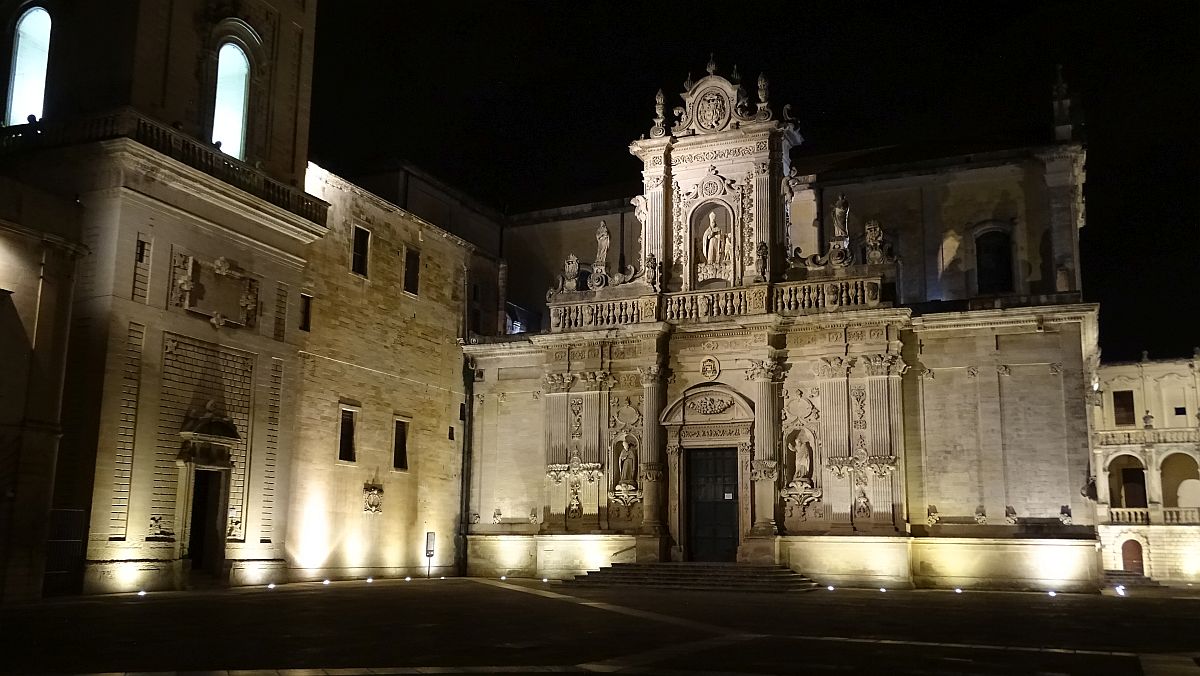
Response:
[706, 53, 717, 75]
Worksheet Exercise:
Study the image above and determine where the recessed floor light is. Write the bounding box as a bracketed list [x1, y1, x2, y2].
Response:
[366, 578, 373, 583]
[267, 583, 276, 590]
[1048, 591, 1057, 597]
[827, 585, 834, 591]
[954, 588, 962, 594]
[137, 590, 146, 597]
[322, 579, 330, 585]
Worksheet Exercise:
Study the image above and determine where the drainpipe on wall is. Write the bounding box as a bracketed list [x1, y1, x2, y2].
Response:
[456, 356, 475, 577]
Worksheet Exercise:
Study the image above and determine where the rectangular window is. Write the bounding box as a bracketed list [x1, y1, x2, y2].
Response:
[338, 408, 357, 462]
[132, 234, 152, 304]
[351, 226, 370, 277]
[404, 248, 420, 294]
[448, 426, 455, 441]
[392, 419, 409, 470]
[1175, 406, 1187, 416]
[299, 294, 312, 332]
[1113, 390, 1136, 426]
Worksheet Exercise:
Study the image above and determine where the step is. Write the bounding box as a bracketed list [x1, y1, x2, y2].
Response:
[562, 563, 819, 592]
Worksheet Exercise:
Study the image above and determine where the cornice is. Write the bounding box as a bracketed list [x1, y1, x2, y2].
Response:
[911, 303, 1099, 333]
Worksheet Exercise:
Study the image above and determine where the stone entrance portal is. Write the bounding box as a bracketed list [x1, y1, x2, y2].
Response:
[687, 447, 739, 561]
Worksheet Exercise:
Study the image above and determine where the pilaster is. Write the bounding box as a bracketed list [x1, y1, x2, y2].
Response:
[746, 358, 782, 536]
[638, 365, 666, 534]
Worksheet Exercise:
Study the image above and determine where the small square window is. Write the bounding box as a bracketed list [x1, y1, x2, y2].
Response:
[404, 248, 420, 294]
[459, 403, 466, 421]
[338, 407, 357, 462]
[351, 226, 370, 277]
[1175, 406, 1187, 416]
[448, 426, 455, 441]
[299, 294, 312, 332]
[393, 419, 409, 471]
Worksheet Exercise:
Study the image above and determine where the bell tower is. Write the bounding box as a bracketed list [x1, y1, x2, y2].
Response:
[629, 56, 803, 292]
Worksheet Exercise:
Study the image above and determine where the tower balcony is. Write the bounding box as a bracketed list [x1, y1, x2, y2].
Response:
[0, 108, 327, 227]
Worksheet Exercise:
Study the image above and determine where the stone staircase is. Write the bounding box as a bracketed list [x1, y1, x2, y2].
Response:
[563, 562, 821, 592]
[1103, 569, 1162, 587]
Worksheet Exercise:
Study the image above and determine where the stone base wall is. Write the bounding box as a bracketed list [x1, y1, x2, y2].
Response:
[1099, 525, 1200, 583]
[466, 534, 637, 579]
[778, 535, 1100, 591]
[82, 559, 183, 594]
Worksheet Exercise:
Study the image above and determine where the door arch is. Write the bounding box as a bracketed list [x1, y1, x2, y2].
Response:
[1120, 539, 1144, 575]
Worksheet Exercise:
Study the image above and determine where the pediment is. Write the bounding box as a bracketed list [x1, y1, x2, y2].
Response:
[660, 383, 754, 426]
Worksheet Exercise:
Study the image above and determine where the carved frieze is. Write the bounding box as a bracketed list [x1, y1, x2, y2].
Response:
[782, 388, 820, 428]
[678, 422, 754, 441]
[543, 372, 575, 393]
[859, 353, 907, 377]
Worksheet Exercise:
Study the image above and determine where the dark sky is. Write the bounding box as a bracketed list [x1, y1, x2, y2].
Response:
[309, 1, 1199, 361]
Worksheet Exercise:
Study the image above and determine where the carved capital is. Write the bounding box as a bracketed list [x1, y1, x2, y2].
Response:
[543, 372, 575, 393]
[814, 357, 855, 379]
[744, 357, 783, 382]
[859, 353, 907, 377]
[638, 364, 665, 387]
[575, 370, 616, 391]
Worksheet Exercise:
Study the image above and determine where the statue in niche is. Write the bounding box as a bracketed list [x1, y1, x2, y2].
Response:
[594, 220, 611, 268]
[617, 438, 638, 489]
[754, 242, 769, 282]
[831, 193, 850, 239]
[790, 439, 813, 487]
[702, 212, 725, 264]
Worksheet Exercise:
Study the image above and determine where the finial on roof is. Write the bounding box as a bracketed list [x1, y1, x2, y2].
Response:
[683, 71, 693, 90]
[1141, 350, 1150, 362]
[757, 73, 769, 104]
[730, 64, 740, 83]
[650, 88, 667, 138]
[706, 53, 717, 75]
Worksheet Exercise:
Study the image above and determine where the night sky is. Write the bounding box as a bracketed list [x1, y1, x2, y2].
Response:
[309, 1, 1199, 361]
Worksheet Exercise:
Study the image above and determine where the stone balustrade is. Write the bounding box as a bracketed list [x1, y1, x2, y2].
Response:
[1108, 507, 1150, 524]
[1163, 508, 1200, 524]
[0, 107, 328, 226]
[1096, 427, 1200, 446]
[773, 277, 883, 314]
[545, 275, 883, 333]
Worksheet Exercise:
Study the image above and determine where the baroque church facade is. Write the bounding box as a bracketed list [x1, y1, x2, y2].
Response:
[464, 58, 1107, 590]
[0, 2, 1195, 603]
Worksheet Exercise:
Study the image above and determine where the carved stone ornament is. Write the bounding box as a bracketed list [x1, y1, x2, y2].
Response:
[966, 366, 980, 379]
[171, 252, 259, 328]
[543, 372, 575, 393]
[974, 505, 987, 525]
[926, 505, 941, 527]
[699, 356, 721, 381]
[548, 254, 581, 297]
[640, 461, 664, 483]
[750, 460, 778, 482]
[996, 364, 1012, 376]
[860, 353, 906, 377]
[782, 388, 820, 427]
[1005, 505, 1019, 525]
[863, 220, 897, 265]
[1059, 505, 1073, 525]
[638, 364, 664, 386]
[363, 483, 384, 514]
[815, 357, 854, 380]
[744, 358, 782, 382]
[687, 396, 734, 415]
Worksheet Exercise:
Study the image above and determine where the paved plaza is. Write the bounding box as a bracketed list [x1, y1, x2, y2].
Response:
[3, 578, 1200, 675]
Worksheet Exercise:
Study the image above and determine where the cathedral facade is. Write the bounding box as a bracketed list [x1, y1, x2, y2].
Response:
[2, 3, 1197, 603]
[464, 60, 1104, 590]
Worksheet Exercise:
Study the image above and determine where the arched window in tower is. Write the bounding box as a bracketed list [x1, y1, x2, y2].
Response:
[6, 6, 52, 126]
[211, 42, 250, 160]
[975, 230, 1014, 295]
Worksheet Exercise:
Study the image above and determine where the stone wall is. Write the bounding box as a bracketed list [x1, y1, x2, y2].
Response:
[1099, 525, 1200, 583]
[292, 168, 471, 580]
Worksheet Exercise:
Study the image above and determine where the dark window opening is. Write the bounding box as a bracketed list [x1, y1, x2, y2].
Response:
[469, 309, 481, 334]
[459, 403, 466, 421]
[299, 294, 312, 332]
[339, 409, 356, 462]
[135, 239, 149, 263]
[393, 420, 409, 470]
[404, 248, 420, 294]
[351, 226, 370, 276]
[448, 426, 455, 441]
[1113, 390, 1136, 426]
[472, 283, 479, 301]
[1175, 406, 1187, 416]
[976, 230, 1013, 295]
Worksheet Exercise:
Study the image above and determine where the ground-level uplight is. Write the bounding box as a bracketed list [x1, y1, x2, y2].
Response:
[1048, 590, 1057, 597]
[440, 576, 445, 580]
[267, 583, 276, 590]
[879, 588, 887, 593]
[404, 576, 411, 582]
[542, 578, 549, 583]
[137, 590, 146, 597]
[322, 579, 330, 585]
[366, 577, 373, 583]
[826, 585, 835, 591]
[1115, 585, 1126, 596]
[954, 588, 962, 594]
[500, 575, 507, 581]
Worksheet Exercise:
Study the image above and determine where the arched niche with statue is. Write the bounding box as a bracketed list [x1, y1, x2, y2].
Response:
[692, 201, 735, 289]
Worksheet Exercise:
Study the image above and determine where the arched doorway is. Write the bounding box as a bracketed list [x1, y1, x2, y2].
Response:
[1107, 454, 1147, 508]
[1121, 540, 1144, 575]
